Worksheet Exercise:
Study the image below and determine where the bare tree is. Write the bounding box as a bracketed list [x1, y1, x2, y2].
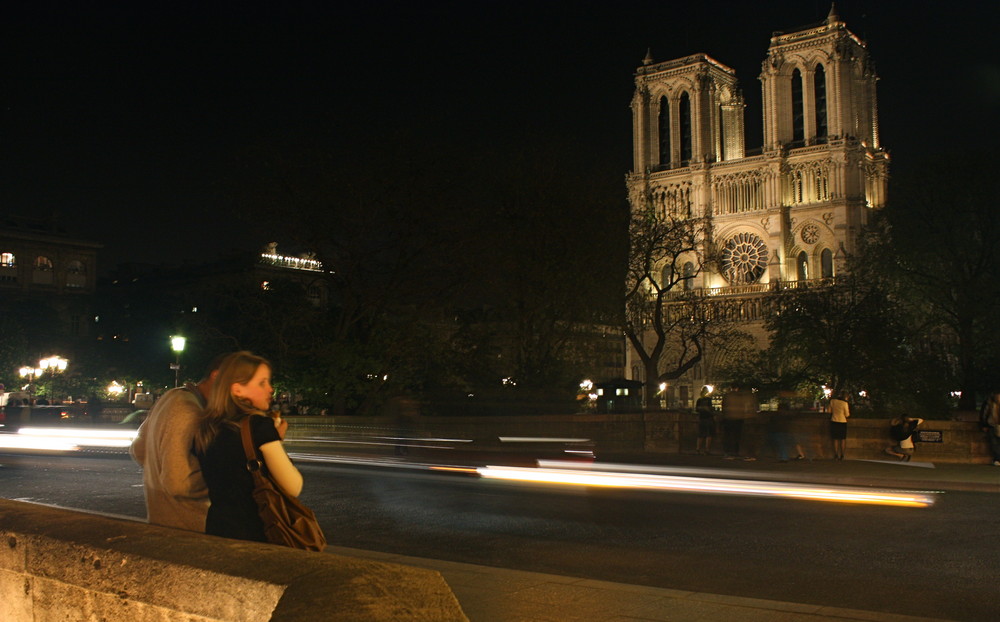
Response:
[624, 197, 716, 408]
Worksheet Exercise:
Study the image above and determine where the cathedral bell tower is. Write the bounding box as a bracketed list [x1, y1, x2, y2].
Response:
[631, 53, 746, 172]
[625, 7, 890, 407]
[761, 5, 880, 152]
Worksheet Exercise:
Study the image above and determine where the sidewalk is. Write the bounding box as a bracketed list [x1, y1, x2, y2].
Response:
[332, 455, 997, 622]
[332, 545, 954, 622]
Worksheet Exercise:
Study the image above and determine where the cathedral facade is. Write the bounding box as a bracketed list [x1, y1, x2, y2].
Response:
[625, 7, 888, 407]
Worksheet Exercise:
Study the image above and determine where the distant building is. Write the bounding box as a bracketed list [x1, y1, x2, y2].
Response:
[0, 214, 101, 338]
[626, 7, 887, 407]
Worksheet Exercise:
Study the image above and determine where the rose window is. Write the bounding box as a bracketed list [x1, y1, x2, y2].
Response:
[720, 233, 768, 284]
[800, 223, 820, 245]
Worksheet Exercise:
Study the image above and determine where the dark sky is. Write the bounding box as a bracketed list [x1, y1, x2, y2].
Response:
[3, 1, 998, 271]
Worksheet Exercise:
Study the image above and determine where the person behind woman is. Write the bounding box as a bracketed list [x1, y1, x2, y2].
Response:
[828, 390, 851, 461]
[194, 351, 303, 542]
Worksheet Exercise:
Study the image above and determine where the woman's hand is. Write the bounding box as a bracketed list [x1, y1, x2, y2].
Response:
[273, 415, 289, 440]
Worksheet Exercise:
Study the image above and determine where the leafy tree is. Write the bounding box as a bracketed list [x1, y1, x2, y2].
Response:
[464, 144, 625, 392]
[880, 151, 1000, 409]
[232, 132, 473, 414]
[761, 277, 912, 411]
[232, 129, 625, 414]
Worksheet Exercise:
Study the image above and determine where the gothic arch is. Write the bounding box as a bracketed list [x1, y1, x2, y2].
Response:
[820, 247, 835, 278]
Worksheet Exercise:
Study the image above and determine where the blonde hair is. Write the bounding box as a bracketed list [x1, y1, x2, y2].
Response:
[194, 351, 272, 455]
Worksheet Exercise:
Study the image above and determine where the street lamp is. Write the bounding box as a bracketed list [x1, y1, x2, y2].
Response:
[37, 356, 69, 403]
[19, 366, 42, 399]
[170, 336, 186, 387]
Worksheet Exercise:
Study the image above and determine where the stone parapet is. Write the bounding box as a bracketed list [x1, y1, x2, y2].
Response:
[0, 499, 468, 622]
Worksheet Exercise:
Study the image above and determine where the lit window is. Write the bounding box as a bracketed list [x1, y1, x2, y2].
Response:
[0, 252, 15, 267]
[261, 281, 271, 290]
[34, 256, 53, 271]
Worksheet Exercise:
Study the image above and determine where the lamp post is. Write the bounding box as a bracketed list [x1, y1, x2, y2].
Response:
[38, 356, 69, 403]
[170, 336, 186, 388]
[19, 366, 42, 402]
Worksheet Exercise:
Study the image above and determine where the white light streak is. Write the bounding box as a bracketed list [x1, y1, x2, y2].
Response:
[478, 465, 935, 508]
[498, 437, 591, 443]
[0, 434, 79, 452]
[10, 427, 138, 449]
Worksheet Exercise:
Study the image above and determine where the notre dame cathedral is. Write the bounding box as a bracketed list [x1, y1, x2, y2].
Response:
[625, 6, 888, 407]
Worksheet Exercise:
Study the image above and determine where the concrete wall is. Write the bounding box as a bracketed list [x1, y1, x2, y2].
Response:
[287, 411, 993, 464]
[0, 499, 468, 622]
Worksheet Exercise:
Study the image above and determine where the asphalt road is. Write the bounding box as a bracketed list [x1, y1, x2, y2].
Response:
[1, 451, 996, 621]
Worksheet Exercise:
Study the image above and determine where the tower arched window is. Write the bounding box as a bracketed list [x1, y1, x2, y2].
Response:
[661, 264, 675, 288]
[821, 248, 834, 278]
[682, 261, 695, 291]
[791, 69, 804, 144]
[67, 260, 86, 274]
[658, 96, 671, 167]
[679, 92, 692, 164]
[66, 260, 87, 288]
[718, 104, 726, 162]
[814, 64, 828, 142]
[33, 256, 54, 284]
[796, 251, 809, 280]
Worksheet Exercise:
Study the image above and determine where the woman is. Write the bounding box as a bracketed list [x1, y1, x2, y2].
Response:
[194, 351, 303, 542]
[828, 390, 851, 461]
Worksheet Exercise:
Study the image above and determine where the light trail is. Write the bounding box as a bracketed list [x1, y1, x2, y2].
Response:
[477, 464, 936, 508]
[0, 427, 137, 451]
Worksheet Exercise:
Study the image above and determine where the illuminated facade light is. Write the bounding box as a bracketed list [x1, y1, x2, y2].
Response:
[260, 252, 323, 272]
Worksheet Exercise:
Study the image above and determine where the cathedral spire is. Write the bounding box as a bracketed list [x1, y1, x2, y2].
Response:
[826, 3, 840, 25]
[642, 47, 654, 66]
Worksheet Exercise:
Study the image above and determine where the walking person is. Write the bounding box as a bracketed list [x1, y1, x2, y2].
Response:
[194, 351, 304, 543]
[130, 355, 225, 532]
[695, 386, 716, 455]
[722, 386, 757, 461]
[766, 400, 797, 462]
[829, 390, 851, 460]
[980, 392, 1000, 466]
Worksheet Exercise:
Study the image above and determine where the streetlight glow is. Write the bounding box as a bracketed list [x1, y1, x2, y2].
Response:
[170, 335, 186, 387]
[39, 356, 68, 372]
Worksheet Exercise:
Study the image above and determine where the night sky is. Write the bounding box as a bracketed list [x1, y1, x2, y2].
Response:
[3, 1, 997, 271]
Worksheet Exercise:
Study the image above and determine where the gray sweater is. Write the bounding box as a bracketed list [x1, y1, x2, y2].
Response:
[130, 385, 210, 532]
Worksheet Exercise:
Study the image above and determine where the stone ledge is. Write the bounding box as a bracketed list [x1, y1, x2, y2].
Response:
[0, 499, 468, 622]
